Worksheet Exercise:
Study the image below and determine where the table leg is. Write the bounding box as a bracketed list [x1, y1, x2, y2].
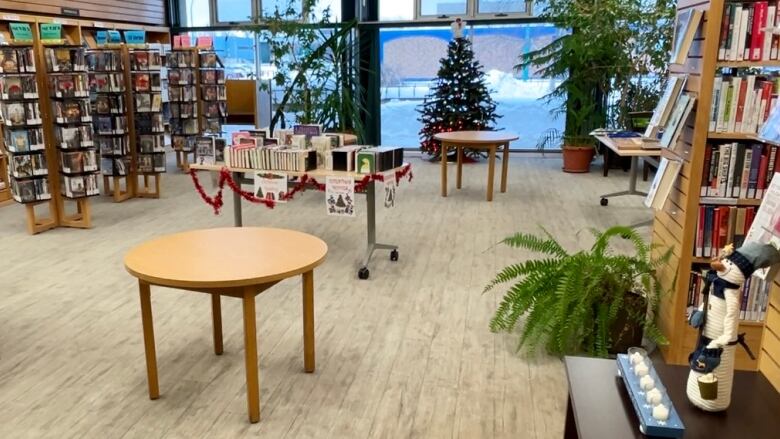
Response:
[302, 270, 315, 373]
[441, 143, 448, 197]
[232, 172, 243, 227]
[242, 289, 260, 423]
[487, 145, 496, 202]
[138, 280, 159, 400]
[211, 293, 223, 355]
[628, 156, 639, 193]
[456, 146, 463, 190]
[501, 142, 509, 193]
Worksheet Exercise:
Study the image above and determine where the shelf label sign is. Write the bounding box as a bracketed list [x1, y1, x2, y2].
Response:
[9, 23, 33, 42]
[124, 30, 146, 45]
[95, 30, 108, 45]
[107, 30, 122, 44]
[2, 14, 20, 21]
[40, 23, 62, 41]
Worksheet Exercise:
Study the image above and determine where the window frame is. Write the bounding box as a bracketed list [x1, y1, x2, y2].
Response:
[414, 0, 532, 21]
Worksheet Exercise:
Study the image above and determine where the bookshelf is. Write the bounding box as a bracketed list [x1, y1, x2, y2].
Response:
[129, 47, 165, 198]
[0, 14, 170, 234]
[167, 47, 199, 170]
[0, 135, 11, 204]
[653, 0, 779, 376]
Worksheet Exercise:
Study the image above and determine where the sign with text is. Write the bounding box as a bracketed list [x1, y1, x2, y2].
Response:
[39, 23, 62, 41]
[9, 23, 33, 42]
[95, 31, 108, 45]
[107, 30, 122, 44]
[124, 30, 146, 45]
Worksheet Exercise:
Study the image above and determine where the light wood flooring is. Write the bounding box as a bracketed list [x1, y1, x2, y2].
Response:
[0, 155, 652, 438]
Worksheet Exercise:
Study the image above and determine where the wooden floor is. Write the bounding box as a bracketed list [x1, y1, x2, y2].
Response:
[0, 155, 652, 438]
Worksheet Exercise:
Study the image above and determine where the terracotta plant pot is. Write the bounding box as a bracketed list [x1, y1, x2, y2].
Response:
[562, 146, 595, 173]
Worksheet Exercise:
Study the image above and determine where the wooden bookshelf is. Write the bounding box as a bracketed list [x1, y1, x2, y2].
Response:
[652, 0, 777, 372]
[0, 13, 170, 233]
[716, 60, 780, 68]
[698, 197, 763, 206]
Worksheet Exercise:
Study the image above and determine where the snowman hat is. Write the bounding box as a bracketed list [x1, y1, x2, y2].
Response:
[727, 241, 780, 277]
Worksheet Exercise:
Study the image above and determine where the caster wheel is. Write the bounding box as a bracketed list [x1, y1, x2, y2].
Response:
[390, 249, 399, 262]
[600, 198, 609, 206]
[358, 267, 370, 280]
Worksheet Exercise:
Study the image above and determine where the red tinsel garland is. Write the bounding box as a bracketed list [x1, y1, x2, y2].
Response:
[189, 164, 413, 215]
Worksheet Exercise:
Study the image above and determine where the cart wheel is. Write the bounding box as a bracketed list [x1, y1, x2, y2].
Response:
[600, 197, 609, 206]
[390, 249, 399, 262]
[358, 267, 370, 280]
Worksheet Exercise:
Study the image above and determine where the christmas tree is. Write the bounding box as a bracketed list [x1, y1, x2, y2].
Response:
[417, 35, 500, 159]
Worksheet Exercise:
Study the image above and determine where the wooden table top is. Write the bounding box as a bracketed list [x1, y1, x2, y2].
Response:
[593, 134, 661, 157]
[564, 356, 780, 439]
[125, 227, 328, 289]
[434, 131, 519, 144]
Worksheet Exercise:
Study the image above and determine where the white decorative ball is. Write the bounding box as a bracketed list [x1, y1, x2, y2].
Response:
[652, 404, 669, 421]
[634, 362, 649, 377]
[646, 388, 663, 405]
[640, 375, 655, 391]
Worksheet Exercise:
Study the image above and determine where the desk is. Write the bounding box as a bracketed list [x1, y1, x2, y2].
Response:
[594, 135, 660, 206]
[125, 227, 328, 423]
[434, 131, 519, 201]
[564, 356, 780, 439]
[189, 163, 408, 280]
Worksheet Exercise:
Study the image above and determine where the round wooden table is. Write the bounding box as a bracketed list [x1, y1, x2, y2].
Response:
[434, 131, 519, 201]
[125, 227, 328, 423]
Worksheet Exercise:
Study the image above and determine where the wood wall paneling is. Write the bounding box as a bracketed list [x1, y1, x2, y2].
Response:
[0, 0, 165, 25]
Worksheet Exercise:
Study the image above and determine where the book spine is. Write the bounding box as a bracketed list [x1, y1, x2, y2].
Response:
[748, 144, 762, 198]
[710, 150, 721, 196]
[697, 206, 705, 257]
[728, 143, 741, 196]
[774, 3, 780, 59]
[761, 80, 775, 124]
[730, 5, 742, 60]
[704, 206, 714, 257]
[757, 146, 769, 198]
[721, 3, 733, 60]
[722, 79, 734, 132]
[751, 2, 769, 60]
[718, 144, 731, 197]
[743, 75, 756, 133]
[717, 77, 730, 132]
[740, 146, 753, 198]
[766, 145, 778, 196]
[765, 4, 776, 60]
[713, 208, 722, 251]
[702, 145, 713, 196]
[710, 76, 722, 132]
[744, 5, 755, 60]
[735, 77, 749, 132]
[739, 5, 751, 60]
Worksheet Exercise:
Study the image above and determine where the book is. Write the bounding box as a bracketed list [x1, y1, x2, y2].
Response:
[671, 9, 703, 64]
[646, 75, 687, 138]
[644, 158, 683, 210]
[660, 94, 695, 150]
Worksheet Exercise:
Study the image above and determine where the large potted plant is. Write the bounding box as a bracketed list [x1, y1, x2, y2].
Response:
[519, 0, 675, 172]
[484, 226, 671, 357]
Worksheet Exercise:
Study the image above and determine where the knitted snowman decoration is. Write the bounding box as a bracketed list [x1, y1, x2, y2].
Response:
[686, 241, 780, 411]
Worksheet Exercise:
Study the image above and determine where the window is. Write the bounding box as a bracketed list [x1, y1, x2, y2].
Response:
[181, 0, 211, 27]
[261, 0, 302, 18]
[419, 0, 468, 17]
[214, 0, 255, 24]
[476, 1, 529, 16]
[380, 0, 415, 21]
[185, 30, 258, 79]
[379, 23, 564, 149]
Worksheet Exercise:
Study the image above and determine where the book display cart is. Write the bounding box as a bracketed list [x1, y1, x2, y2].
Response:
[652, 0, 780, 377]
[167, 48, 199, 170]
[0, 15, 170, 234]
[129, 47, 165, 198]
[199, 50, 227, 137]
[87, 48, 132, 202]
[0, 138, 11, 204]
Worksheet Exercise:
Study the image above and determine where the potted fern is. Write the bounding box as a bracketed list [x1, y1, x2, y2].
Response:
[485, 226, 671, 357]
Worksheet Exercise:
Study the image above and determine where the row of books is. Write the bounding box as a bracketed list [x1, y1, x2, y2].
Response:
[695, 205, 756, 258]
[94, 116, 129, 135]
[3, 101, 42, 126]
[709, 74, 778, 134]
[60, 150, 99, 174]
[0, 47, 36, 73]
[89, 73, 125, 94]
[131, 72, 162, 92]
[45, 48, 87, 73]
[49, 74, 89, 98]
[135, 114, 165, 133]
[3, 127, 45, 153]
[170, 102, 198, 119]
[61, 174, 100, 199]
[0, 75, 38, 100]
[137, 134, 166, 154]
[687, 270, 770, 322]
[167, 69, 225, 85]
[86, 50, 123, 72]
[10, 153, 48, 179]
[101, 157, 131, 176]
[97, 137, 129, 157]
[171, 119, 199, 136]
[700, 142, 779, 198]
[93, 95, 126, 114]
[718, 1, 780, 62]
[222, 145, 317, 172]
[133, 93, 163, 113]
[137, 153, 166, 174]
[11, 177, 51, 203]
[166, 51, 199, 69]
[129, 50, 162, 71]
[52, 100, 90, 124]
[169, 85, 197, 102]
[55, 125, 95, 150]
